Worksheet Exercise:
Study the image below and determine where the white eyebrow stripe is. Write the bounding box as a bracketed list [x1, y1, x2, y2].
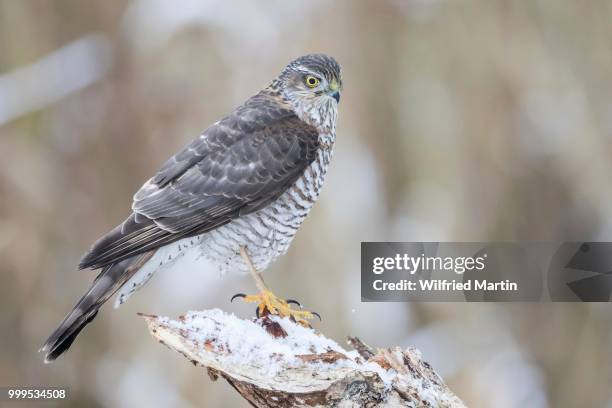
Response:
[294, 67, 321, 76]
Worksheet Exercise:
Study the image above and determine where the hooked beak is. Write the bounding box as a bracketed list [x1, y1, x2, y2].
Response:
[329, 79, 341, 103]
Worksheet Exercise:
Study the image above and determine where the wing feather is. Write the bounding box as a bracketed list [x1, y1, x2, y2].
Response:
[79, 92, 319, 270]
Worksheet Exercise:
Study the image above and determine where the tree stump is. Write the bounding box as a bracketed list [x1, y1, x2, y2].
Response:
[141, 309, 466, 407]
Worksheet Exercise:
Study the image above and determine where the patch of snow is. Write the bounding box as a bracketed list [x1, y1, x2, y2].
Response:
[159, 309, 397, 385]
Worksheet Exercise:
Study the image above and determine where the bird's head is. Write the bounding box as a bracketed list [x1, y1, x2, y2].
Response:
[275, 54, 342, 132]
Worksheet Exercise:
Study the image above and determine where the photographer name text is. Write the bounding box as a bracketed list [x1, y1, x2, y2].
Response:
[371, 253, 517, 292]
[372, 279, 518, 292]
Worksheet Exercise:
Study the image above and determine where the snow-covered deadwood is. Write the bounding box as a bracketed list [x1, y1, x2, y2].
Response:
[141, 309, 466, 407]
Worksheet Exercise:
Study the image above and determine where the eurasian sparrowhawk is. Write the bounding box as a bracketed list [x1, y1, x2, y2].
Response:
[41, 54, 342, 362]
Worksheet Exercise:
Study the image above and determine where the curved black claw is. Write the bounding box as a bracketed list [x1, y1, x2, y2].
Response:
[256, 305, 271, 319]
[286, 299, 302, 308]
[311, 311, 322, 321]
[230, 293, 246, 303]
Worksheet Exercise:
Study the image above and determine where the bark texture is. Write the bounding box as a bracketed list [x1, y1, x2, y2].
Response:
[142, 309, 466, 407]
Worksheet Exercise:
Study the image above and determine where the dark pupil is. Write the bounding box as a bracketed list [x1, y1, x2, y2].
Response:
[308, 77, 316, 85]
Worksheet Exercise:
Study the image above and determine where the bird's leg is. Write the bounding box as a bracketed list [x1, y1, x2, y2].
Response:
[235, 246, 318, 326]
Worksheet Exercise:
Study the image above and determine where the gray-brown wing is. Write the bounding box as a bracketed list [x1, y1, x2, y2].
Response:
[79, 94, 319, 270]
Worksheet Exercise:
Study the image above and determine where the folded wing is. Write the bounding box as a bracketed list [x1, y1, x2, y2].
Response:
[79, 94, 319, 270]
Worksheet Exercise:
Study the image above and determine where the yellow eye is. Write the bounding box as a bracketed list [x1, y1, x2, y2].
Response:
[305, 75, 320, 88]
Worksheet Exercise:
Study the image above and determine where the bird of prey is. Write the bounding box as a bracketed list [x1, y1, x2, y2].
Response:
[41, 54, 342, 363]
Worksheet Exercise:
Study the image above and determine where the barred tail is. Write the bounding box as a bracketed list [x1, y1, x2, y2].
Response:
[40, 253, 152, 363]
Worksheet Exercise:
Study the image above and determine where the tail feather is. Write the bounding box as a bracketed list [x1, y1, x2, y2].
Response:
[41, 253, 152, 363]
[42, 310, 99, 362]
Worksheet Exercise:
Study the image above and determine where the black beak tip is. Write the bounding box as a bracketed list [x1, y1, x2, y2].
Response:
[331, 91, 340, 103]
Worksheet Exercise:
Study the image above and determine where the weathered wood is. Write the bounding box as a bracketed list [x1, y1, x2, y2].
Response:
[141, 309, 466, 407]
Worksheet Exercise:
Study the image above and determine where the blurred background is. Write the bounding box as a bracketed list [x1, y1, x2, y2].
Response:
[1, 1, 612, 407]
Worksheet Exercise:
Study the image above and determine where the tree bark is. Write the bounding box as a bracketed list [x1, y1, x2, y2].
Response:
[141, 309, 466, 407]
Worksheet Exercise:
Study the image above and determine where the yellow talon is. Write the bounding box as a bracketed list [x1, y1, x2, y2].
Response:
[241, 289, 316, 326]
[235, 246, 319, 326]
